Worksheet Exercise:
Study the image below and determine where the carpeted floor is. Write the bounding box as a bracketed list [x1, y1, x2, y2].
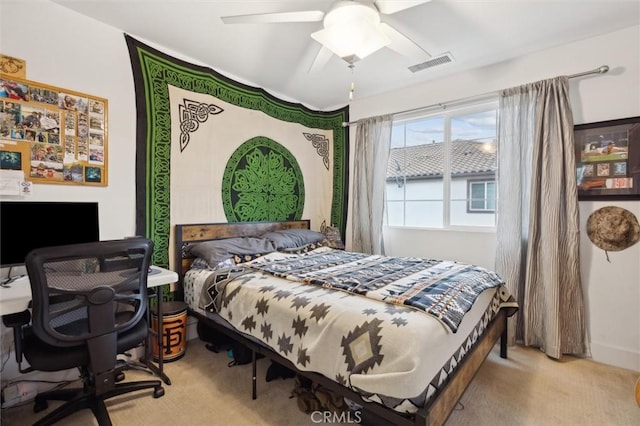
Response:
[1, 339, 638, 425]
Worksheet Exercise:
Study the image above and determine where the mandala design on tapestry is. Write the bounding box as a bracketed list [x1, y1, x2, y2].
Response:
[222, 137, 305, 222]
[178, 99, 224, 152]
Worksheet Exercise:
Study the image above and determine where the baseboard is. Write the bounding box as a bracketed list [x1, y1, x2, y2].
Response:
[591, 341, 640, 372]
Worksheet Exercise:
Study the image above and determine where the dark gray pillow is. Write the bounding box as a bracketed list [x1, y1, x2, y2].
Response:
[186, 237, 276, 267]
[261, 229, 326, 249]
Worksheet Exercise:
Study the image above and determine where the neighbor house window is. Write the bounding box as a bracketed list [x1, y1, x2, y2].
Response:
[386, 100, 498, 229]
[468, 180, 496, 212]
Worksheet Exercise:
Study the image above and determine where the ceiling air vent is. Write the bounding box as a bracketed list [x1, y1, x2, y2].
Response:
[408, 52, 454, 73]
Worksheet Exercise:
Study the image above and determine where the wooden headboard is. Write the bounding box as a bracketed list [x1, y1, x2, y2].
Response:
[174, 220, 310, 281]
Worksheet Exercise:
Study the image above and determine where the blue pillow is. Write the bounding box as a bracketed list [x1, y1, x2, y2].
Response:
[186, 237, 276, 268]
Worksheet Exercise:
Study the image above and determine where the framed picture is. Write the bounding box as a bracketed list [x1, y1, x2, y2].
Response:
[575, 116, 640, 200]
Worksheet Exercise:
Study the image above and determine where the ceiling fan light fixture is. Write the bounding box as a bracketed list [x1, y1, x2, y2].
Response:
[310, 1, 390, 61]
[311, 23, 390, 60]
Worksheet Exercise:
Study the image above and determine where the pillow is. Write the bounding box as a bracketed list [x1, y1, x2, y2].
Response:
[322, 225, 345, 250]
[186, 237, 276, 268]
[261, 229, 326, 250]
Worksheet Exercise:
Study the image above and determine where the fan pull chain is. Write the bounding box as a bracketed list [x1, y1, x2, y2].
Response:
[348, 63, 355, 101]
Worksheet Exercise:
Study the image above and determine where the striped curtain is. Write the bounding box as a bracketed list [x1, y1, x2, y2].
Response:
[495, 77, 590, 358]
[351, 115, 393, 255]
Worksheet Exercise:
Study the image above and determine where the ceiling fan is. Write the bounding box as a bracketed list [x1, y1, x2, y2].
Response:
[221, 0, 433, 72]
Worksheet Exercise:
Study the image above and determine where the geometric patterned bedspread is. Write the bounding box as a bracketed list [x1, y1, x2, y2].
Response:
[248, 247, 507, 333]
[189, 249, 517, 414]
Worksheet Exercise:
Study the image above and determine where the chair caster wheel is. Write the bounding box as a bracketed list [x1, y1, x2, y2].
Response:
[153, 387, 165, 398]
[116, 372, 125, 382]
[33, 398, 48, 413]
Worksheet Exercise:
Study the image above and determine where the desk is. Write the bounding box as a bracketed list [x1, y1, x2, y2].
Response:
[0, 266, 178, 384]
[0, 266, 177, 315]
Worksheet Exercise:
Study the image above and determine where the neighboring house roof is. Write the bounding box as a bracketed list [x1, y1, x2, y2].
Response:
[387, 140, 496, 179]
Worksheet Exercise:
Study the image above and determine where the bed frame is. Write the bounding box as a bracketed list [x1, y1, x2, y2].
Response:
[174, 220, 509, 426]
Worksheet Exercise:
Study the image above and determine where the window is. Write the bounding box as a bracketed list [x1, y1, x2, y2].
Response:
[468, 180, 496, 212]
[386, 101, 498, 229]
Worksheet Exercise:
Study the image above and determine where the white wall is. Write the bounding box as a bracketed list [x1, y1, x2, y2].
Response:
[350, 25, 640, 372]
[0, 1, 138, 240]
[0, 1, 638, 374]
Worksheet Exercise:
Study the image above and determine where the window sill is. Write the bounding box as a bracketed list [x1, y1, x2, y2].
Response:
[384, 225, 496, 233]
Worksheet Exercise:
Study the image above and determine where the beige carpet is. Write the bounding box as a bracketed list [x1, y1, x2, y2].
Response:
[1, 339, 638, 426]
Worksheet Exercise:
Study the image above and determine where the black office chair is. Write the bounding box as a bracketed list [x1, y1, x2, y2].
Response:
[3, 238, 164, 425]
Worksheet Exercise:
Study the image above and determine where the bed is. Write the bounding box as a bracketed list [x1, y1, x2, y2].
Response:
[174, 220, 517, 426]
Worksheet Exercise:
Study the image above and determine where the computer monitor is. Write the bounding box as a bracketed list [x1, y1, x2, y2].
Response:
[0, 201, 100, 268]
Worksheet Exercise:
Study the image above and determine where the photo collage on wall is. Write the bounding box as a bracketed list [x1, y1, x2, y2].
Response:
[0, 76, 107, 186]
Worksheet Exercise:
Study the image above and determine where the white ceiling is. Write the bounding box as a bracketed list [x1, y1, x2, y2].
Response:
[51, 0, 640, 110]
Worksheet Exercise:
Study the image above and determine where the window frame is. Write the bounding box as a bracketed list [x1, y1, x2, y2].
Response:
[385, 99, 499, 230]
[467, 179, 496, 214]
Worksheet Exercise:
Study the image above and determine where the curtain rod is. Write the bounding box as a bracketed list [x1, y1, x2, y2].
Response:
[341, 65, 610, 127]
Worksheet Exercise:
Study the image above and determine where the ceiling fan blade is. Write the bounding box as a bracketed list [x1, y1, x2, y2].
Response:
[374, 0, 432, 15]
[308, 46, 333, 74]
[380, 23, 430, 62]
[221, 10, 324, 24]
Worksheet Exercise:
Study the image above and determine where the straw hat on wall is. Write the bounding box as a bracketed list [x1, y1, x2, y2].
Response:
[586, 206, 640, 254]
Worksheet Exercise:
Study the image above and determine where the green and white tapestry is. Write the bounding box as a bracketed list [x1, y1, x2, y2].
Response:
[125, 35, 350, 269]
